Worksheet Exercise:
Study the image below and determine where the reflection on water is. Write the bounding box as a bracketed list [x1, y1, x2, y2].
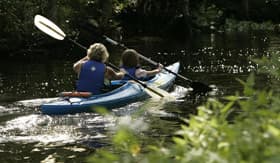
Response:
[0, 61, 76, 103]
[0, 31, 278, 162]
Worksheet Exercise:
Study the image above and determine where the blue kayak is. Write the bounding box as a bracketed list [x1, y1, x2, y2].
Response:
[40, 62, 180, 115]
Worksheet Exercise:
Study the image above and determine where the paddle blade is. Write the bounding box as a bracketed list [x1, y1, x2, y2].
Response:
[190, 81, 213, 94]
[34, 15, 66, 40]
[145, 84, 176, 100]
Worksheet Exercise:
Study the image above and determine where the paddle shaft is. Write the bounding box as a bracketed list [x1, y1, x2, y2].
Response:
[103, 36, 193, 83]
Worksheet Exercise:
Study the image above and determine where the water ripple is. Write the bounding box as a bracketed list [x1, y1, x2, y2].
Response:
[0, 114, 112, 145]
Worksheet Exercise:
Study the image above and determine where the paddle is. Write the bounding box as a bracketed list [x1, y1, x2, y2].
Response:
[105, 62, 174, 99]
[81, 22, 212, 94]
[33, 14, 174, 99]
[101, 36, 213, 94]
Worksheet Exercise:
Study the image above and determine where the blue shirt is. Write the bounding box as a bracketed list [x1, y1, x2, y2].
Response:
[121, 66, 137, 80]
[76, 60, 105, 94]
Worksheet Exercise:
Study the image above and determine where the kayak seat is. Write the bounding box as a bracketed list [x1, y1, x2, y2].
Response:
[101, 81, 126, 93]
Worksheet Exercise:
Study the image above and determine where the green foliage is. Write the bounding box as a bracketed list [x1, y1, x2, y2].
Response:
[112, 0, 136, 14]
[0, 0, 41, 43]
[0, 0, 130, 50]
[192, 2, 223, 30]
[254, 51, 280, 79]
[87, 50, 280, 162]
[2, 0, 280, 50]
[224, 18, 276, 32]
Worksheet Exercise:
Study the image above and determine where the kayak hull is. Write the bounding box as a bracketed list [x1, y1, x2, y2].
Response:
[40, 62, 180, 115]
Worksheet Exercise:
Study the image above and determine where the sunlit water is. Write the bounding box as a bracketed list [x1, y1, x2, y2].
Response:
[0, 31, 276, 162]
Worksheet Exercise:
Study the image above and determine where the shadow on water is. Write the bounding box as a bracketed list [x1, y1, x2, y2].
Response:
[0, 31, 278, 162]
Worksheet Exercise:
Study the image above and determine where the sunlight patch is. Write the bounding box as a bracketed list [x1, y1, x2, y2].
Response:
[17, 98, 59, 107]
[116, 116, 148, 132]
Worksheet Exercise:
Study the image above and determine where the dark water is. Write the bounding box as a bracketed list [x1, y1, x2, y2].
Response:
[0, 31, 276, 162]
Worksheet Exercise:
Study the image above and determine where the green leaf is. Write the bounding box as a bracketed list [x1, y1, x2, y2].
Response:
[223, 95, 239, 101]
[267, 125, 280, 138]
[173, 137, 186, 146]
[221, 101, 234, 115]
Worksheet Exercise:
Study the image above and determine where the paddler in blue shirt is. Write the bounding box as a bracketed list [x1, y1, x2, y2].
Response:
[73, 43, 125, 94]
[120, 49, 163, 81]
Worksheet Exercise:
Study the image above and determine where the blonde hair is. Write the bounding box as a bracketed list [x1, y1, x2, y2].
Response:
[87, 43, 109, 62]
[121, 49, 140, 67]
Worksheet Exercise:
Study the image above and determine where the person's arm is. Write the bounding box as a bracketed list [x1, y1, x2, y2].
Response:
[105, 66, 125, 80]
[73, 56, 89, 74]
[135, 64, 163, 78]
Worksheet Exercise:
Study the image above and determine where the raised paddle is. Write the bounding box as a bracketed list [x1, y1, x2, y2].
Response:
[101, 36, 213, 94]
[33, 14, 174, 99]
[81, 22, 212, 93]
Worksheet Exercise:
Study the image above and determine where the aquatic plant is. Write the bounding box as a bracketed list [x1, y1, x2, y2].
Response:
[87, 51, 280, 162]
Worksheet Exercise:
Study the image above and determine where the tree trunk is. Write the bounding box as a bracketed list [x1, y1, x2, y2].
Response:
[243, 0, 249, 19]
[181, 0, 192, 36]
[182, 0, 190, 17]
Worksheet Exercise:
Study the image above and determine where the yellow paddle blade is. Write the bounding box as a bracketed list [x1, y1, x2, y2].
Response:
[34, 15, 66, 40]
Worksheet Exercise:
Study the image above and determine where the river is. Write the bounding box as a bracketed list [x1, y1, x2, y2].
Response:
[0, 31, 276, 162]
